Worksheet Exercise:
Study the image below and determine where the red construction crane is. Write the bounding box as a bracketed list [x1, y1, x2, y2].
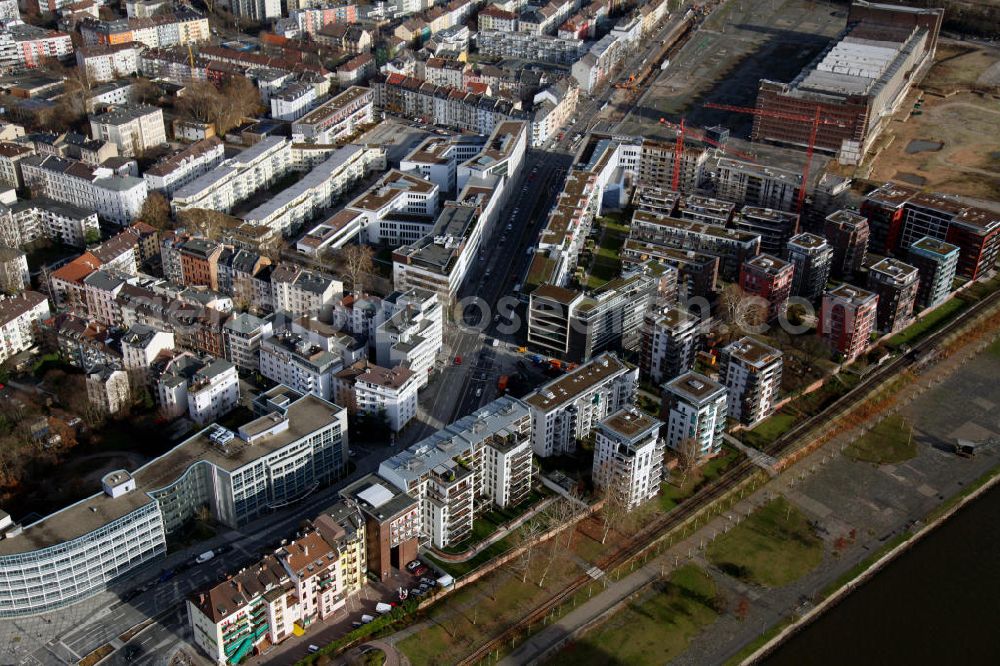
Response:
[703, 102, 849, 215]
[658, 117, 759, 191]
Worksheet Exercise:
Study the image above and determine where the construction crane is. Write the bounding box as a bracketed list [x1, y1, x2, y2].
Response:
[703, 102, 850, 215]
[658, 117, 759, 191]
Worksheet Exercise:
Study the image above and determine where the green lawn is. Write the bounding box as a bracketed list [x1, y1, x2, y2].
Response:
[887, 298, 967, 349]
[844, 414, 917, 464]
[585, 219, 627, 289]
[987, 336, 1000, 359]
[660, 445, 742, 512]
[707, 496, 823, 588]
[740, 412, 798, 450]
[546, 565, 718, 666]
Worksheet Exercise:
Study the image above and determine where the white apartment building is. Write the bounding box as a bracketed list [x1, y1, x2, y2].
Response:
[82, 270, 126, 325]
[592, 408, 664, 510]
[0, 142, 34, 189]
[713, 157, 802, 212]
[346, 169, 440, 246]
[121, 323, 175, 378]
[0, 24, 73, 70]
[661, 372, 728, 460]
[223, 312, 272, 373]
[0, 291, 50, 364]
[76, 42, 142, 83]
[86, 364, 131, 415]
[143, 137, 225, 195]
[531, 79, 578, 147]
[89, 105, 166, 158]
[260, 330, 342, 401]
[171, 137, 291, 214]
[355, 364, 419, 432]
[0, 393, 347, 618]
[524, 352, 639, 457]
[20, 154, 148, 226]
[7, 198, 100, 248]
[291, 86, 374, 144]
[270, 82, 317, 121]
[379, 396, 533, 548]
[242, 144, 384, 237]
[156, 352, 240, 424]
[270, 265, 343, 318]
[374, 288, 443, 389]
[719, 336, 783, 427]
[399, 134, 486, 194]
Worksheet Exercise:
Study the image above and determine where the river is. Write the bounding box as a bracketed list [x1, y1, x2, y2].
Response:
[764, 482, 1000, 665]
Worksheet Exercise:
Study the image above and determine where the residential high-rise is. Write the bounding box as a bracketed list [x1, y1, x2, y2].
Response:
[524, 352, 638, 458]
[739, 253, 794, 323]
[639, 305, 698, 385]
[592, 408, 664, 511]
[731, 207, 800, 255]
[824, 210, 869, 278]
[339, 474, 420, 582]
[719, 336, 783, 426]
[819, 284, 878, 361]
[868, 257, 919, 334]
[661, 372, 728, 460]
[909, 236, 959, 309]
[785, 232, 833, 303]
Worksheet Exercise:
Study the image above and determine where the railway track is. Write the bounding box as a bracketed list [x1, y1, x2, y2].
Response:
[459, 282, 1000, 665]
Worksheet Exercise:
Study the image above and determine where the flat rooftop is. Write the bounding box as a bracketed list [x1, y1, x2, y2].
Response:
[0, 394, 342, 555]
[665, 371, 725, 404]
[600, 408, 660, 439]
[294, 86, 371, 127]
[340, 474, 417, 522]
[524, 353, 628, 411]
[724, 336, 782, 368]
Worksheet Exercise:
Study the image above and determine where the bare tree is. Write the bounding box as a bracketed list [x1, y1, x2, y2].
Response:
[674, 436, 701, 488]
[535, 498, 583, 588]
[508, 518, 545, 584]
[140, 192, 172, 231]
[332, 244, 374, 294]
[175, 78, 262, 136]
[177, 208, 234, 240]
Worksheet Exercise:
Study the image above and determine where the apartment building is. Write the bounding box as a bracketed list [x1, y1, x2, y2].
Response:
[524, 352, 638, 457]
[242, 144, 383, 237]
[156, 352, 240, 424]
[674, 194, 736, 227]
[143, 137, 225, 195]
[527, 261, 673, 362]
[719, 336, 783, 426]
[339, 474, 420, 581]
[713, 157, 801, 212]
[823, 210, 870, 279]
[121, 323, 174, 378]
[223, 312, 271, 373]
[0, 24, 73, 70]
[80, 10, 210, 49]
[629, 209, 761, 280]
[785, 232, 833, 303]
[76, 42, 142, 82]
[399, 134, 486, 194]
[379, 395, 533, 548]
[868, 257, 919, 334]
[189, 504, 364, 664]
[374, 288, 443, 388]
[731, 207, 799, 256]
[477, 30, 586, 64]
[0, 142, 33, 190]
[640, 305, 698, 385]
[270, 82, 316, 121]
[270, 265, 342, 318]
[592, 408, 664, 511]
[908, 236, 958, 309]
[861, 184, 1000, 280]
[6, 198, 100, 248]
[171, 137, 291, 214]
[355, 364, 419, 432]
[21, 154, 148, 226]
[819, 284, 878, 361]
[661, 372, 728, 460]
[86, 364, 131, 416]
[0, 392, 347, 617]
[291, 86, 374, 144]
[260, 329, 342, 401]
[739, 253, 794, 323]
[0, 291, 50, 364]
[531, 79, 578, 147]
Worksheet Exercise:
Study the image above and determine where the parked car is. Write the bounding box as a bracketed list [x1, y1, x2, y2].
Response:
[195, 550, 215, 564]
[406, 559, 423, 572]
[308, 645, 320, 654]
[454, 356, 462, 366]
[412, 565, 429, 577]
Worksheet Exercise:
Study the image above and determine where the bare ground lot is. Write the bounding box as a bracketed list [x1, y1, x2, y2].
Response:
[865, 42, 1000, 199]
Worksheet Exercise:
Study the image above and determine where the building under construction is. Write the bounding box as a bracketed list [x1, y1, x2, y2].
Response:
[752, 1, 943, 162]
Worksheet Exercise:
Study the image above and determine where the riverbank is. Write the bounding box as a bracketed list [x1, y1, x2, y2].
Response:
[743, 460, 1000, 664]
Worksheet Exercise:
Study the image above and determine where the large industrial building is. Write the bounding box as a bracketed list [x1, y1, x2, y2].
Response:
[752, 2, 943, 162]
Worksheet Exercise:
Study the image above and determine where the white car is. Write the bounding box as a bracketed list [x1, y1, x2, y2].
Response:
[195, 550, 215, 564]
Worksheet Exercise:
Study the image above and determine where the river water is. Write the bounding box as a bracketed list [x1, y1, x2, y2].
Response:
[765, 482, 1000, 665]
